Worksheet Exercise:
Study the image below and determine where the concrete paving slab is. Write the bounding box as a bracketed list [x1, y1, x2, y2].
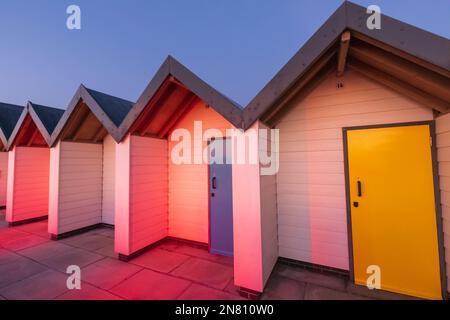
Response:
[95, 244, 117, 258]
[304, 284, 370, 300]
[261, 276, 306, 300]
[177, 284, 244, 300]
[56, 282, 121, 300]
[18, 241, 74, 262]
[173, 245, 233, 266]
[0, 248, 22, 265]
[274, 263, 347, 292]
[131, 248, 190, 273]
[0, 229, 30, 243]
[1, 234, 49, 251]
[40, 247, 103, 272]
[110, 269, 191, 300]
[0, 257, 47, 289]
[15, 221, 49, 238]
[90, 228, 114, 238]
[61, 233, 113, 252]
[0, 269, 68, 300]
[82, 258, 142, 290]
[171, 257, 233, 290]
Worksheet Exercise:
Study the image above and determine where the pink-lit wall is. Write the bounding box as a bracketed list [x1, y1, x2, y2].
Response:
[114, 135, 168, 255]
[130, 136, 168, 253]
[6, 147, 50, 223]
[114, 135, 131, 256]
[114, 102, 271, 294]
[231, 121, 278, 293]
[168, 101, 233, 243]
[0, 152, 8, 206]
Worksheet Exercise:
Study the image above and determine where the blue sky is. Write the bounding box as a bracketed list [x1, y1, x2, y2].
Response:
[0, 0, 449, 109]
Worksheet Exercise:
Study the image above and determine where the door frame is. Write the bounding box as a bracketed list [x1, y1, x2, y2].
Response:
[207, 136, 234, 255]
[342, 120, 447, 299]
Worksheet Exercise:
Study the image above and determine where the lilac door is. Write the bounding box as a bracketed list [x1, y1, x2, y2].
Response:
[209, 138, 233, 256]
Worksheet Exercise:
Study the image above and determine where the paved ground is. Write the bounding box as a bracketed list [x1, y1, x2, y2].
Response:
[0, 211, 413, 300]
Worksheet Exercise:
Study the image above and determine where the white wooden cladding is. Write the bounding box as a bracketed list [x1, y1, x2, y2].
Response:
[275, 70, 434, 270]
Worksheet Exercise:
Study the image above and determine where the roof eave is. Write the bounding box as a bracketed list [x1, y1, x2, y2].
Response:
[49, 85, 122, 146]
[117, 56, 244, 142]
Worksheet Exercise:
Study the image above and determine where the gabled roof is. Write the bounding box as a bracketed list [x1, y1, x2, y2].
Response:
[50, 85, 134, 145]
[84, 87, 134, 127]
[29, 102, 65, 136]
[116, 55, 243, 141]
[7, 102, 65, 149]
[243, 1, 450, 128]
[0, 102, 24, 150]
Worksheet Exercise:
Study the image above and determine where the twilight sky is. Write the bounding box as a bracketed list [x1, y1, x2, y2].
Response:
[0, 0, 449, 109]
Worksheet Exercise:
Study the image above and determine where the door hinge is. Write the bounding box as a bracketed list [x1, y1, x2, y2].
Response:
[430, 136, 433, 147]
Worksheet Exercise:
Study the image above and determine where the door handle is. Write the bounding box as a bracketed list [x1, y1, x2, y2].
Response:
[212, 177, 217, 190]
[357, 180, 362, 197]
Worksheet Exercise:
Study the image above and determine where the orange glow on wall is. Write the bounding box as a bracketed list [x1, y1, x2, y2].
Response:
[168, 101, 233, 244]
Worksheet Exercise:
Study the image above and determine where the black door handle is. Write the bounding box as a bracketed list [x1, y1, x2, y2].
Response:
[212, 177, 217, 190]
[357, 180, 362, 197]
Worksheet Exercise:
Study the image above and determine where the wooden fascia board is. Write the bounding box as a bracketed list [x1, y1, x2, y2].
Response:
[6, 107, 28, 151]
[28, 102, 53, 146]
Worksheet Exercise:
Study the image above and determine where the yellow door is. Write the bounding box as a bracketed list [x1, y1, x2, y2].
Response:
[346, 124, 442, 300]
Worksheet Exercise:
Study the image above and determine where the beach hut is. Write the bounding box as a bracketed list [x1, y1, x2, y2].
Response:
[5, 102, 64, 225]
[240, 1, 450, 299]
[0, 102, 24, 208]
[113, 57, 276, 297]
[47, 85, 133, 238]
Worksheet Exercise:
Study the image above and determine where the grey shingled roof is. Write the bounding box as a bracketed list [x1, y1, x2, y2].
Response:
[85, 88, 134, 127]
[30, 103, 65, 135]
[0, 102, 25, 140]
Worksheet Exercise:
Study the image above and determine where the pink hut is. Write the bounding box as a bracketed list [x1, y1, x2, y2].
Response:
[113, 56, 275, 296]
[5, 102, 64, 225]
[47, 85, 133, 239]
[0, 103, 25, 208]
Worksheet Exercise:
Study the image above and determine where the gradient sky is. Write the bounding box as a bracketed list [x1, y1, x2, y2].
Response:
[0, 0, 449, 109]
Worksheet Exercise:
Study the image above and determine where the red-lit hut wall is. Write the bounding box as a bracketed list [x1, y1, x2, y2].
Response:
[6, 147, 50, 223]
[130, 136, 168, 252]
[0, 152, 8, 206]
[167, 101, 233, 243]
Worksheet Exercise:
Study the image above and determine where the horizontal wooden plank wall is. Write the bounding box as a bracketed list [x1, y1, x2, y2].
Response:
[7, 147, 49, 222]
[0, 152, 8, 206]
[168, 101, 233, 243]
[102, 135, 115, 225]
[259, 122, 279, 286]
[275, 70, 434, 270]
[129, 135, 168, 253]
[232, 122, 264, 292]
[435, 113, 450, 293]
[57, 142, 103, 234]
